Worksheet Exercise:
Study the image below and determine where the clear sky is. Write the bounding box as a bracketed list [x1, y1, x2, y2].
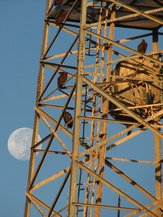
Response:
[0, 1, 163, 217]
[0, 1, 46, 216]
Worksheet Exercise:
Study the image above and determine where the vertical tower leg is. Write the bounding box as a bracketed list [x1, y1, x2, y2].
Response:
[68, 0, 87, 216]
[153, 29, 162, 215]
[24, 1, 51, 216]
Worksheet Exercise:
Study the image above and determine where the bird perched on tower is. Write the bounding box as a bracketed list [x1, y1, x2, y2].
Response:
[57, 71, 68, 89]
[137, 39, 148, 54]
[63, 111, 73, 129]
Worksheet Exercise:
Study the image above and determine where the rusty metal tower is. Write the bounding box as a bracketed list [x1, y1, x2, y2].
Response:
[24, 0, 163, 216]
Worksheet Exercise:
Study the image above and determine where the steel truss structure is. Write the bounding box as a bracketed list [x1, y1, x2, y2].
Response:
[24, 0, 163, 216]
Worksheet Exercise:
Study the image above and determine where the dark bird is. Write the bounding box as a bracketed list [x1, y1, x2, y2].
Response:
[63, 111, 73, 129]
[137, 39, 148, 54]
[57, 71, 67, 89]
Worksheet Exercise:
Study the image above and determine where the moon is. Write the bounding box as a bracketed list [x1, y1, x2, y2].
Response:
[8, 127, 41, 161]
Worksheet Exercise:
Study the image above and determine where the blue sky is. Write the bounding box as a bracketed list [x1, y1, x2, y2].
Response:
[0, 1, 45, 216]
[0, 1, 163, 216]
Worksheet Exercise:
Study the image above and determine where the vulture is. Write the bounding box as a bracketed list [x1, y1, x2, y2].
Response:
[137, 39, 148, 54]
[63, 111, 73, 129]
[57, 71, 68, 89]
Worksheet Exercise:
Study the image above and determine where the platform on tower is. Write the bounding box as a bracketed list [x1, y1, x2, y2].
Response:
[48, 0, 163, 29]
[109, 54, 163, 123]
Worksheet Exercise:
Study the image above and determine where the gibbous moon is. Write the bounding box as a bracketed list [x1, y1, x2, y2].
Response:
[8, 128, 41, 161]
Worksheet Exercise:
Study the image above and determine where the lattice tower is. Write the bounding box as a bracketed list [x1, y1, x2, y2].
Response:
[24, 0, 163, 216]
